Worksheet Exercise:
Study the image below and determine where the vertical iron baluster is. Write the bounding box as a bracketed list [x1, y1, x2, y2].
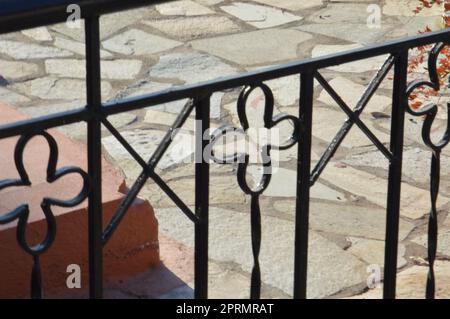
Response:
[294, 71, 314, 299]
[383, 50, 408, 299]
[426, 151, 440, 298]
[85, 16, 103, 299]
[194, 94, 211, 299]
[31, 255, 42, 299]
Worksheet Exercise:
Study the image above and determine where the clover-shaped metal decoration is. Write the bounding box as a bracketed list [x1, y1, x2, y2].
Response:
[210, 83, 300, 299]
[406, 42, 450, 299]
[0, 131, 90, 299]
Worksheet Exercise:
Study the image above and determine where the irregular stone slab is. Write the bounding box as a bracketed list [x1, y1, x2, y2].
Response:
[144, 16, 240, 41]
[0, 40, 73, 59]
[383, 0, 443, 17]
[273, 200, 414, 241]
[343, 147, 450, 184]
[156, 0, 214, 16]
[308, 4, 374, 24]
[45, 59, 142, 80]
[321, 164, 450, 220]
[145, 109, 197, 131]
[309, 107, 391, 147]
[312, 44, 389, 73]
[244, 68, 301, 107]
[348, 238, 407, 268]
[252, 0, 323, 11]
[22, 27, 52, 41]
[352, 261, 450, 299]
[139, 173, 247, 207]
[318, 77, 391, 113]
[149, 52, 238, 84]
[297, 24, 392, 45]
[103, 29, 182, 56]
[114, 81, 190, 115]
[0, 59, 39, 80]
[394, 16, 442, 38]
[13, 77, 112, 100]
[220, 2, 302, 29]
[190, 29, 313, 66]
[185, 261, 289, 299]
[248, 166, 346, 202]
[156, 206, 367, 298]
[102, 129, 195, 170]
[51, 7, 155, 41]
[54, 37, 113, 58]
[413, 231, 450, 257]
[196, 0, 223, 4]
[0, 87, 30, 105]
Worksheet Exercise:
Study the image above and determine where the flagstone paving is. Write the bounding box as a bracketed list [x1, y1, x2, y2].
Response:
[1, 0, 449, 299]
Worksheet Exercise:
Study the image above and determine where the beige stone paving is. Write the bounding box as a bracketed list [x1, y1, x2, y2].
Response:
[0, 0, 449, 299]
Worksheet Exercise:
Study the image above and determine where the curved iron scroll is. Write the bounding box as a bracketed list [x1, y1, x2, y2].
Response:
[0, 131, 90, 299]
[406, 42, 450, 299]
[210, 83, 300, 299]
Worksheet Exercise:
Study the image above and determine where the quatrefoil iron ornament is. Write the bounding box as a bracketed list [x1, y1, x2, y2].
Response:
[406, 42, 450, 299]
[210, 83, 300, 299]
[0, 131, 90, 299]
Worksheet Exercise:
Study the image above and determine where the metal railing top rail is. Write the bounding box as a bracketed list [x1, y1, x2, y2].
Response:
[0, 0, 171, 34]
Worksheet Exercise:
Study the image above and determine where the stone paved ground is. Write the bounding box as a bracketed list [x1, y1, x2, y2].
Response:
[2, 0, 450, 298]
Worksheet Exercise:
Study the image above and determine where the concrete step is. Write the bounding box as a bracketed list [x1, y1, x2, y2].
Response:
[0, 102, 160, 298]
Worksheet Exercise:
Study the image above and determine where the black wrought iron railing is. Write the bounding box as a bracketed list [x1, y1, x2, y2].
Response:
[0, 0, 449, 299]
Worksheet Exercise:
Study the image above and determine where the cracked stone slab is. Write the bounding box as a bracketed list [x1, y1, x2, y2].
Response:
[0, 59, 39, 80]
[312, 44, 389, 73]
[220, 2, 302, 29]
[13, 77, 112, 100]
[45, 59, 142, 80]
[144, 16, 240, 41]
[348, 238, 407, 269]
[252, 0, 323, 11]
[308, 4, 375, 24]
[321, 164, 450, 220]
[149, 52, 238, 84]
[156, 206, 367, 298]
[273, 201, 414, 241]
[102, 29, 182, 56]
[190, 29, 313, 66]
[0, 40, 73, 59]
[156, 0, 214, 16]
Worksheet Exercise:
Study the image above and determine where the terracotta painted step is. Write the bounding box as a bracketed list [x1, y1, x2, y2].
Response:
[0, 102, 160, 298]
